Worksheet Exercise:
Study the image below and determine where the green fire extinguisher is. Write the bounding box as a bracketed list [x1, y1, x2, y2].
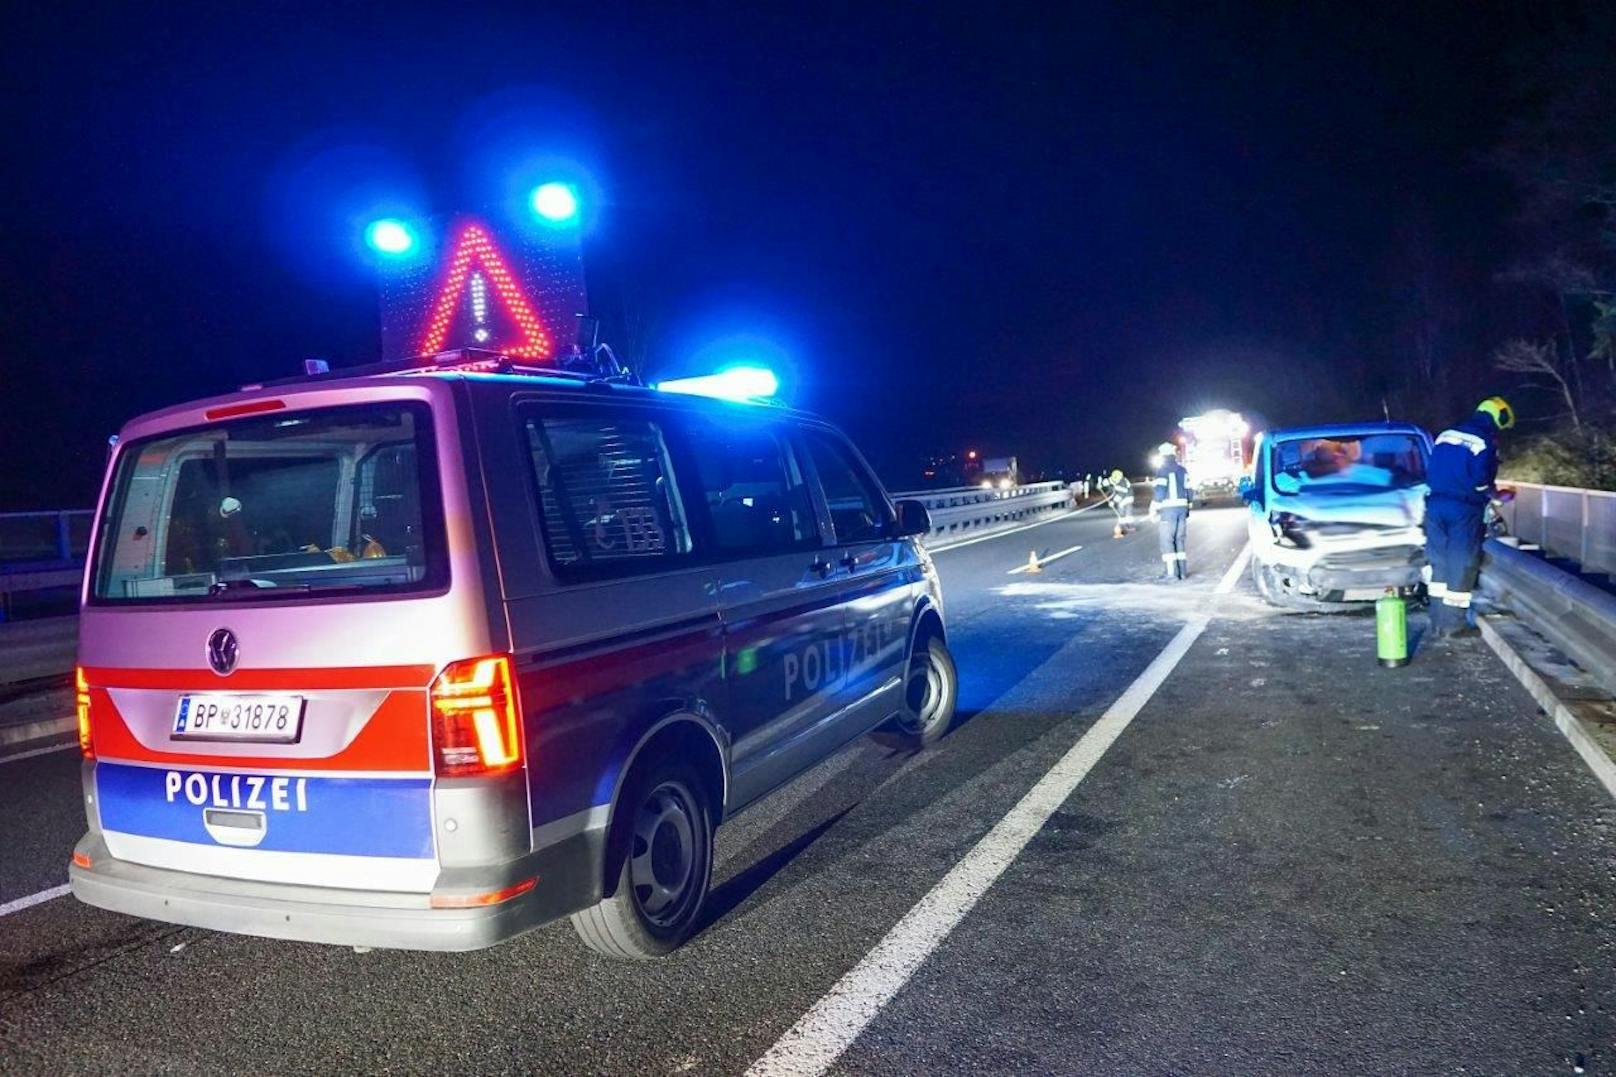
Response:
[1376, 589, 1409, 668]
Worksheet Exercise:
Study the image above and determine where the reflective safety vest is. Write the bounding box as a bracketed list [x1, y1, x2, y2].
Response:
[1428, 413, 1498, 507]
[1152, 463, 1191, 513]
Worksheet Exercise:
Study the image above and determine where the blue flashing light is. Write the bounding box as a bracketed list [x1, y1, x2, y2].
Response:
[364, 218, 416, 255]
[655, 366, 780, 403]
[529, 182, 580, 224]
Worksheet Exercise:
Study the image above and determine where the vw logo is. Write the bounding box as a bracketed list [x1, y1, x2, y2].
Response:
[207, 628, 239, 676]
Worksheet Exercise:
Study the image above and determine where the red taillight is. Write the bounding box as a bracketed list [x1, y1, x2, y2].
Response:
[204, 398, 286, 421]
[71, 851, 93, 869]
[429, 877, 537, 909]
[75, 666, 93, 758]
[430, 654, 523, 777]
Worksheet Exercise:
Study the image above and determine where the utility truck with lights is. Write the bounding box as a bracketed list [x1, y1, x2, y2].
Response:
[68, 347, 958, 956]
[1240, 421, 1432, 611]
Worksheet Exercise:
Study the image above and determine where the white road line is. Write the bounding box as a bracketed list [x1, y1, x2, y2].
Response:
[0, 740, 78, 766]
[0, 884, 71, 918]
[1006, 543, 1083, 574]
[926, 500, 1104, 555]
[746, 542, 1253, 1077]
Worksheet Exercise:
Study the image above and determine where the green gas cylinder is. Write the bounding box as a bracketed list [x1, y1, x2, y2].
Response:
[1376, 590, 1409, 668]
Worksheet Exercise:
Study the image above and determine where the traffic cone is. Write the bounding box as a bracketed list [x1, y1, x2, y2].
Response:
[1113, 520, 1124, 539]
[1026, 550, 1042, 573]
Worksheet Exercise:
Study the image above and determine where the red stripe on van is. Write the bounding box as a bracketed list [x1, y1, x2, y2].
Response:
[523, 624, 723, 712]
[82, 665, 436, 691]
[87, 685, 433, 772]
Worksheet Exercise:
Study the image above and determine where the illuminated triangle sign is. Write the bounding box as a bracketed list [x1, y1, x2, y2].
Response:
[416, 222, 554, 359]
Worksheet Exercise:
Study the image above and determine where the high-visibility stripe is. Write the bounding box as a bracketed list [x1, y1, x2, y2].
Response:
[1428, 581, 1448, 598]
[1155, 498, 1188, 508]
[1161, 553, 1176, 562]
[1435, 429, 1487, 455]
[1442, 590, 1473, 609]
[1173, 552, 1187, 561]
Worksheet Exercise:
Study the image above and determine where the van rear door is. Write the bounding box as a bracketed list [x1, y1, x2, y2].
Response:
[81, 394, 488, 892]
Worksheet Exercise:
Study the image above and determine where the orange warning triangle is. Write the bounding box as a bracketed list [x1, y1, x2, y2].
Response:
[416, 222, 554, 359]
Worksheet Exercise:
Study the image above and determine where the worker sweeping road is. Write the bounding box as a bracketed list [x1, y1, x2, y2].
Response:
[1148, 442, 1192, 580]
[1425, 396, 1514, 638]
[1100, 469, 1134, 537]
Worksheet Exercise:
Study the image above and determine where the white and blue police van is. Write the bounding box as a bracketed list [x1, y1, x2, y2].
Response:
[69, 350, 957, 957]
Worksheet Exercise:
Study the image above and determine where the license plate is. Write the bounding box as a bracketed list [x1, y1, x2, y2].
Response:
[173, 694, 305, 743]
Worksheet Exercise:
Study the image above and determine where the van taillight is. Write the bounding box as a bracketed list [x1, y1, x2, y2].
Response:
[430, 655, 523, 777]
[75, 667, 93, 758]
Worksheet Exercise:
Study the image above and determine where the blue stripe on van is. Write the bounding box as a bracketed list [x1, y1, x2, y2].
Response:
[96, 762, 434, 858]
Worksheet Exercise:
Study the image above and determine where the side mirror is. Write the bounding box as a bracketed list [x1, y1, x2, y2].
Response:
[893, 498, 931, 538]
[1238, 476, 1259, 504]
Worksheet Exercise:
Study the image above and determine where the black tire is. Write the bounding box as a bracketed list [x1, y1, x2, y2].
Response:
[570, 761, 714, 960]
[871, 636, 959, 750]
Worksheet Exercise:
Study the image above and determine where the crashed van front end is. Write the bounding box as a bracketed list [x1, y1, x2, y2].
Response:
[1244, 423, 1433, 610]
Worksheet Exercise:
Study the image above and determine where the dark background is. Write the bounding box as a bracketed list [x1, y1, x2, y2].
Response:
[0, 2, 1583, 507]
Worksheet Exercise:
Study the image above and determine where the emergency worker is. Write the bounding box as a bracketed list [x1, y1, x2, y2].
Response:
[1425, 396, 1514, 637]
[1148, 443, 1192, 579]
[1101, 469, 1134, 536]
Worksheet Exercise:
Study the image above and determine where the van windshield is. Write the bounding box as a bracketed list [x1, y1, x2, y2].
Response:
[1270, 432, 1427, 496]
[93, 403, 447, 604]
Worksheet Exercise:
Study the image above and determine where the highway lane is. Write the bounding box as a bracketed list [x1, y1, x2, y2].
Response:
[2, 505, 1611, 1074]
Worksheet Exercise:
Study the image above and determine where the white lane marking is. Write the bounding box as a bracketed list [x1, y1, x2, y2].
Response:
[926, 500, 1104, 555]
[0, 884, 71, 918]
[746, 542, 1252, 1077]
[0, 740, 78, 766]
[1007, 543, 1083, 574]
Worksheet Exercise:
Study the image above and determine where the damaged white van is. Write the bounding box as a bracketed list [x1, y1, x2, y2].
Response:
[1240, 422, 1433, 610]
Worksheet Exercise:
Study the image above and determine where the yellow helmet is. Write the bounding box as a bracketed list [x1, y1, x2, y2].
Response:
[1110, 468, 1124, 482]
[1477, 396, 1515, 430]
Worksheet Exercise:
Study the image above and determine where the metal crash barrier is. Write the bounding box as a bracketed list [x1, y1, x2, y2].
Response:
[0, 511, 93, 620]
[1495, 480, 1616, 577]
[892, 482, 1075, 547]
[1481, 537, 1616, 698]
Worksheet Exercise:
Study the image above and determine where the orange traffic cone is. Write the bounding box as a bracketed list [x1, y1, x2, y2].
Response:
[1113, 520, 1124, 539]
[1026, 550, 1042, 573]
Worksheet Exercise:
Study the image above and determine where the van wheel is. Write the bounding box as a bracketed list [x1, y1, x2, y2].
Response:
[871, 636, 958, 750]
[571, 762, 713, 960]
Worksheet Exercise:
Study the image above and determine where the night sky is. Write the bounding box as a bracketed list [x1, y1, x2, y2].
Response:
[0, 3, 1553, 509]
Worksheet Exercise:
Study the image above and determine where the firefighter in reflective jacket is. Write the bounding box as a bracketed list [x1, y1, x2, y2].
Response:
[1149, 442, 1192, 580]
[1425, 396, 1514, 637]
[1101, 469, 1134, 537]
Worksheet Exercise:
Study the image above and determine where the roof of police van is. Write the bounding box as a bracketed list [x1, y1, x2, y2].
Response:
[118, 353, 819, 437]
[1262, 420, 1430, 441]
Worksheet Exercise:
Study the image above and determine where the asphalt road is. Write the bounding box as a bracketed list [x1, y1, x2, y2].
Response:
[3, 503, 1613, 1075]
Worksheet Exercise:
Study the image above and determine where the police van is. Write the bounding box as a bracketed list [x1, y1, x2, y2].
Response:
[68, 350, 957, 957]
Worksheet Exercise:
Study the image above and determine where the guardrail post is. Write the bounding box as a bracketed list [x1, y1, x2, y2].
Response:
[1582, 492, 1592, 572]
[56, 512, 73, 563]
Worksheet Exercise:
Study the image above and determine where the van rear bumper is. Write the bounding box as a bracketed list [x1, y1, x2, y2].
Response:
[69, 827, 606, 952]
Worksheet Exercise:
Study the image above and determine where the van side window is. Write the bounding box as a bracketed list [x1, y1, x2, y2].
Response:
[683, 420, 818, 554]
[524, 415, 692, 569]
[802, 431, 891, 543]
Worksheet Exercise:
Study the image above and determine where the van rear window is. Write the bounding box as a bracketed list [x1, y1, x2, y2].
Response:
[92, 403, 447, 603]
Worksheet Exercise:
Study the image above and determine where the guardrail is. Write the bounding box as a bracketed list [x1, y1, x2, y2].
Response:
[1495, 481, 1616, 576]
[1481, 538, 1616, 698]
[0, 511, 92, 568]
[892, 482, 1075, 546]
[0, 512, 93, 620]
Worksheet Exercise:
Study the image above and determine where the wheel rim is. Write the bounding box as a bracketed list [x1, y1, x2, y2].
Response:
[629, 782, 701, 929]
[901, 644, 950, 734]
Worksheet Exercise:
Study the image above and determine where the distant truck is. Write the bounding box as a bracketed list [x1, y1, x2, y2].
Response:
[978, 455, 1019, 490]
[1178, 410, 1249, 505]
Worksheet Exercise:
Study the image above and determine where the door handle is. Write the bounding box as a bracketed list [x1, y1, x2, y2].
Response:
[809, 556, 833, 577]
[839, 553, 859, 570]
